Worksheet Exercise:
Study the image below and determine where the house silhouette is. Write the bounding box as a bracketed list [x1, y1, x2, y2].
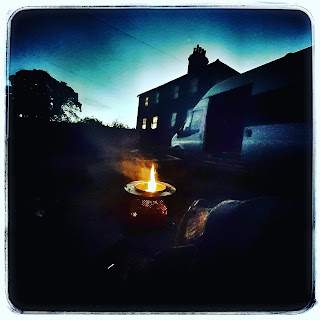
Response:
[136, 45, 239, 149]
[137, 45, 312, 156]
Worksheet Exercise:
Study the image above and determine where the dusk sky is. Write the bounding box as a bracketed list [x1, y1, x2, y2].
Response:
[8, 8, 312, 128]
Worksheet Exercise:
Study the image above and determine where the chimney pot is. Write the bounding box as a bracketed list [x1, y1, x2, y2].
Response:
[188, 45, 209, 73]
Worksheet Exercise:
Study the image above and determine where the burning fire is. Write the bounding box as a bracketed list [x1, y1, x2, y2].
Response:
[146, 164, 157, 192]
[134, 164, 166, 193]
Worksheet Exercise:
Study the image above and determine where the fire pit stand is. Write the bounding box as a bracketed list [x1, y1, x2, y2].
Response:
[124, 181, 176, 229]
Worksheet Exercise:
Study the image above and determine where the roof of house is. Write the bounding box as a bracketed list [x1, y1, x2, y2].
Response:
[137, 59, 239, 97]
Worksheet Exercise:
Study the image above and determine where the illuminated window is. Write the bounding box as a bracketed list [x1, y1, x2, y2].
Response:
[190, 78, 199, 93]
[173, 85, 179, 99]
[151, 116, 158, 129]
[155, 92, 160, 103]
[171, 112, 177, 127]
[145, 96, 149, 106]
[142, 118, 147, 129]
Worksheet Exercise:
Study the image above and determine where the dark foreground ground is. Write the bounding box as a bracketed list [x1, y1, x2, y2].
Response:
[7, 119, 313, 313]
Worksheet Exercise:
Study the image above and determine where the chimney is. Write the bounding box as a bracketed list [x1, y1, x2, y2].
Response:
[188, 45, 209, 74]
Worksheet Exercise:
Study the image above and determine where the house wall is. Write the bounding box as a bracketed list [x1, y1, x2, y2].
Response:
[136, 57, 239, 150]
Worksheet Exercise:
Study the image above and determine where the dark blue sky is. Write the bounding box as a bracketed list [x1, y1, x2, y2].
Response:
[9, 8, 312, 127]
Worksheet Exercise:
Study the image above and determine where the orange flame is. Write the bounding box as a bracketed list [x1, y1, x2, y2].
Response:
[134, 163, 166, 193]
[146, 164, 157, 192]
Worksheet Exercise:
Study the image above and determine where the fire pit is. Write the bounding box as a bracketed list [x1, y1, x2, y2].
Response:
[124, 164, 176, 228]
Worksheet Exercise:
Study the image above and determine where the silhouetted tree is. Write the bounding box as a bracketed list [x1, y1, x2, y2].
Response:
[80, 117, 104, 126]
[109, 118, 129, 129]
[80, 117, 130, 129]
[9, 69, 82, 122]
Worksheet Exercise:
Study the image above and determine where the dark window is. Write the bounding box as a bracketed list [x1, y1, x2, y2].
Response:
[171, 112, 177, 127]
[245, 129, 252, 137]
[190, 78, 199, 93]
[173, 86, 179, 99]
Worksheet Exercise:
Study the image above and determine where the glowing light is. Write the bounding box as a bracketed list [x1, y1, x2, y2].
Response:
[146, 164, 157, 192]
[151, 116, 158, 129]
[134, 164, 166, 192]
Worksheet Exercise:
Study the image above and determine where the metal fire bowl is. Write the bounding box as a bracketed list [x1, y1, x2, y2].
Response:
[125, 181, 176, 198]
